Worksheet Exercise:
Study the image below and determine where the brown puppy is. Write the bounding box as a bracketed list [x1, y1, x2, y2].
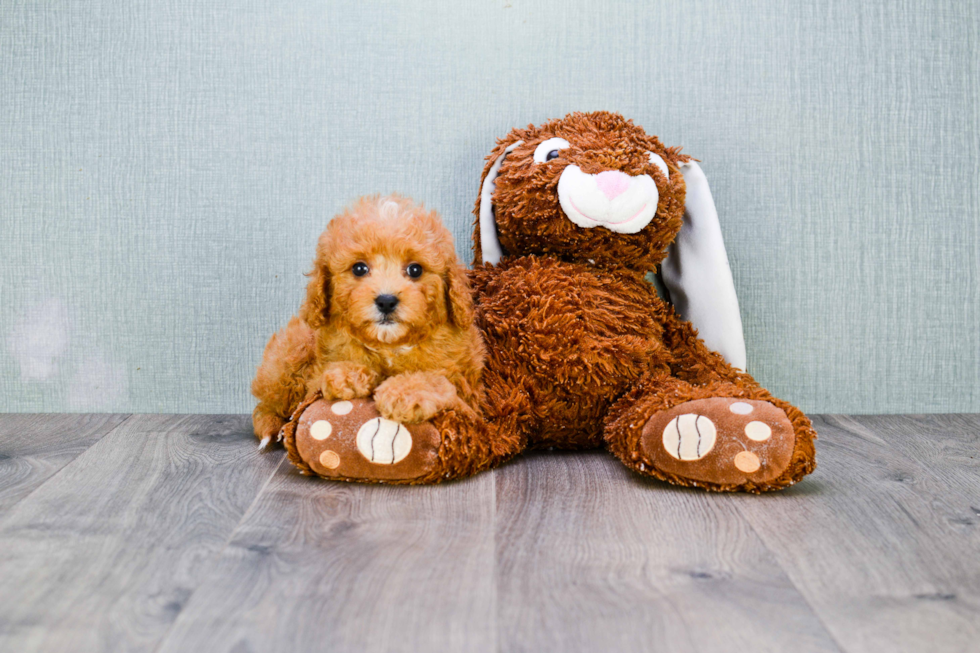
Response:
[251, 195, 484, 447]
[277, 112, 816, 492]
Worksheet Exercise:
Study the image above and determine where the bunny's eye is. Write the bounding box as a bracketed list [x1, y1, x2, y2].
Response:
[646, 152, 670, 180]
[406, 263, 423, 279]
[352, 262, 369, 277]
[533, 138, 571, 164]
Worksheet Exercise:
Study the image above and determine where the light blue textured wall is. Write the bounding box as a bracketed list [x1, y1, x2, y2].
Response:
[1, 0, 978, 414]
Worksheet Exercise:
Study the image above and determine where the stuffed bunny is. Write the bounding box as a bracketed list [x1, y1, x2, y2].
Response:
[467, 111, 816, 491]
[283, 111, 815, 492]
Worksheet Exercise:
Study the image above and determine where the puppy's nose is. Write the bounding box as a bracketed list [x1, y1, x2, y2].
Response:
[375, 294, 399, 315]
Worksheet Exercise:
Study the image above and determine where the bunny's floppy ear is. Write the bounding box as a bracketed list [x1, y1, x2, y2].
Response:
[476, 140, 523, 265]
[661, 161, 747, 371]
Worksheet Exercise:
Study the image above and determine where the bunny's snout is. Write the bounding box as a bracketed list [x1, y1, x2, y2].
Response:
[557, 166, 659, 234]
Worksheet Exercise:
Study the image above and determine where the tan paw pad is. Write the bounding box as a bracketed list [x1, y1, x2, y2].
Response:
[729, 402, 753, 415]
[744, 421, 771, 442]
[319, 450, 341, 469]
[330, 400, 353, 415]
[310, 420, 333, 440]
[662, 414, 716, 460]
[356, 418, 412, 464]
[734, 451, 761, 473]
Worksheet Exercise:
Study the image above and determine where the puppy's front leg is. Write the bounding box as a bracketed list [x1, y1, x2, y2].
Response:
[373, 372, 459, 424]
[318, 361, 380, 400]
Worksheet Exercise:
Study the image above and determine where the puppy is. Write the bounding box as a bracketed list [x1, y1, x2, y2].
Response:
[251, 195, 485, 447]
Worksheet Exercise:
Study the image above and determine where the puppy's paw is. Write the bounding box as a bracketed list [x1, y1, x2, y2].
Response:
[374, 373, 458, 424]
[320, 362, 379, 400]
[252, 405, 285, 448]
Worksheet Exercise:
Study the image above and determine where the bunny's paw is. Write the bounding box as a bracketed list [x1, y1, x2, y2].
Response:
[285, 397, 442, 483]
[640, 398, 796, 487]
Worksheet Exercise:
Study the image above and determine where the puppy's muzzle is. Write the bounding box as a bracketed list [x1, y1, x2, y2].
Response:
[374, 294, 399, 317]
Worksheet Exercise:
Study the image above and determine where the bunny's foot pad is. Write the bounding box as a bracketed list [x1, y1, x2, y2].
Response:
[289, 398, 441, 482]
[640, 398, 795, 486]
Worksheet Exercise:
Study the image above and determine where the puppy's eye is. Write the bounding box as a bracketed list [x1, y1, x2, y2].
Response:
[646, 152, 670, 180]
[533, 138, 571, 164]
[406, 263, 423, 279]
[352, 262, 369, 277]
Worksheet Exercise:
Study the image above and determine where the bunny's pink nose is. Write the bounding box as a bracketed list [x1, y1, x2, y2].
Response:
[595, 170, 631, 200]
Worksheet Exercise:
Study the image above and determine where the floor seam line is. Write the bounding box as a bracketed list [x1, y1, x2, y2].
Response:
[0, 413, 134, 524]
[729, 491, 850, 653]
[150, 447, 289, 653]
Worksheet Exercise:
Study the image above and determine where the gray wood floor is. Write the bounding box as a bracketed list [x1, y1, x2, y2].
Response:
[0, 413, 977, 653]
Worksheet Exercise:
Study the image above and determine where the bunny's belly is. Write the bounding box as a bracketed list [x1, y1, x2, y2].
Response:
[472, 256, 672, 448]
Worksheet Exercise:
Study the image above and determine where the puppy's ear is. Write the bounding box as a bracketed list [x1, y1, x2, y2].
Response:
[444, 262, 474, 329]
[300, 235, 332, 329]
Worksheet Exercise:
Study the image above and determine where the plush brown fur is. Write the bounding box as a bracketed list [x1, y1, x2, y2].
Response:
[473, 113, 689, 272]
[251, 195, 485, 446]
[464, 112, 816, 492]
[274, 112, 816, 492]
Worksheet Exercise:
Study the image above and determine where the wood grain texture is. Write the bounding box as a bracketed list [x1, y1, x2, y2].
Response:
[156, 466, 496, 653]
[0, 414, 282, 653]
[494, 450, 841, 653]
[731, 415, 980, 653]
[2, 413, 979, 652]
[0, 413, 129, 514]
[847, 415, 980, 501]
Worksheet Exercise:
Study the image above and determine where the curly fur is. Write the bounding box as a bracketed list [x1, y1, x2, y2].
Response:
[252, 195, 485, 443]
[466, 111, 816, 492]
[473, 112, 690, 270]
[273, 112, 817, 492]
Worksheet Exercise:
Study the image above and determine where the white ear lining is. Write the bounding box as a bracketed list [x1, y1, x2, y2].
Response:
[479, 140, 523, 265]
[661, 161, 747, 371]
[647, 151, 670, 180]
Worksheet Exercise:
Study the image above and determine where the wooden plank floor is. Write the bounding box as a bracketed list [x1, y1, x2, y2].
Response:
[0, 414, 977, 653]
